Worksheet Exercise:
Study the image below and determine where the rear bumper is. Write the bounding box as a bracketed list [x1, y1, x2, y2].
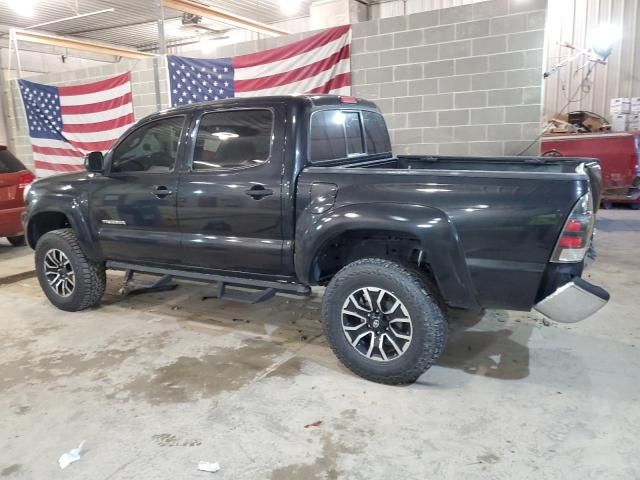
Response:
[0, 206, 25, 237]
[534, 277, 609, 323]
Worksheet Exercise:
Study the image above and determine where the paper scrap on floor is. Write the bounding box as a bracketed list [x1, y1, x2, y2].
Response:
[58, 441, 85, 469]
[197, 461, 220, 473]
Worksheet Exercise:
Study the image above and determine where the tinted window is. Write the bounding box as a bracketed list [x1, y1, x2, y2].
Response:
[344, 112, 364, 155]
[193, 109, 272, 170]
[111, 116, 184, 174]
[311, 110, 373, 162]
[0, 149, 26, 173]
[362, 111, 392, 154]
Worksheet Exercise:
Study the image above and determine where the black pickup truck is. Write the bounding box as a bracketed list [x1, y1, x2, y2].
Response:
[23, 95, 609, 384]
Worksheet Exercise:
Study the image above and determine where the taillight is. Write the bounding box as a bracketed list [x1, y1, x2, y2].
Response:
[551, 192, 595, 263]
[18, 172, 35, 189]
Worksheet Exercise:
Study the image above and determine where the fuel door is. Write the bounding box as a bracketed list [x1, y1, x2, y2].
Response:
[309, 182, 337, 214]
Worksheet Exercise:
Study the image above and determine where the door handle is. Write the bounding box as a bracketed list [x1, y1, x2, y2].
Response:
[152, 185, 173, 198]
[245, 185, 273, 199]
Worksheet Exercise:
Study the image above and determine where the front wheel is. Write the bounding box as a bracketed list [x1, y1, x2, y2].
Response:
[35, 229, 106, 312]
[322, 258, 447, 384]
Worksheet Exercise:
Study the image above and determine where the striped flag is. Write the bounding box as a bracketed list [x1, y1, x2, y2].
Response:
[168, 25, 351, 106]
[18, 72, 134, 177]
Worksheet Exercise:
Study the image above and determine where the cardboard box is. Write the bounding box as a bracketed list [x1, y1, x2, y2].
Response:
[628, 113, 640, 130]
[611, 113, 629, 132]
[631, 97, 640, 113]
[610, 97, 631, 114]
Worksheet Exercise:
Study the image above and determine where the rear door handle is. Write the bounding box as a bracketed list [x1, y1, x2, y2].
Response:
[245, 185, 273, 199]
[152, 185, 173, 198]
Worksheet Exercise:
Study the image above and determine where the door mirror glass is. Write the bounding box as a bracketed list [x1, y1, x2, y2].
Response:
[85, 151, 104, 173]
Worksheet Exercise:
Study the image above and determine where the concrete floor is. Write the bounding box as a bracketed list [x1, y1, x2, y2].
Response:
[1, 209, 639, 479]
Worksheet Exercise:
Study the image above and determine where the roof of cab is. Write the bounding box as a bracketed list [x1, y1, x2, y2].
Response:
[153, 94, 379, 117]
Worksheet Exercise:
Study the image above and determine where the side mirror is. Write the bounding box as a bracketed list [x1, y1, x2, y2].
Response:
[85, 151, 104, 173]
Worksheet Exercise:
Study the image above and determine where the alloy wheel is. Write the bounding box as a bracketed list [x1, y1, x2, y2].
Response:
[44, 248, 75, 297]
[341, 287, 413, 362]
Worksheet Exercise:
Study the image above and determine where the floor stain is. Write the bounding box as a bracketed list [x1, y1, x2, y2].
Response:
[478, 453, 500, 464]
[115, 338, 289, 404]
[0, 348, 137, 390]
[265, 356, 305, 379]
[152, 433, 202, 447]
[439, 329, 531, 380]
[270, 433, 339, 480]
[0, 464, 22, 477]
[0, 270, 36, 286]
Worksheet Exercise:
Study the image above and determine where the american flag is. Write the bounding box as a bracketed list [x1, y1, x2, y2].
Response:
[18, 72, 134, 177]
[168, 25, 351, 106]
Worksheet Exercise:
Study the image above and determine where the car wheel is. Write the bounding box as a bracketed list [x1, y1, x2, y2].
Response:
[322, 258, 447, 384]
[7, 235, 25, 246]
[35, 228, 106, 312]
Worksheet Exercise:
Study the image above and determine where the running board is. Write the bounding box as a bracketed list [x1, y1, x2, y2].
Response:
[202, 282, 277, 304]
[106, 262, 311, 298]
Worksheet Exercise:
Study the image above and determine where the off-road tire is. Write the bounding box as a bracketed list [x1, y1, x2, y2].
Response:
[35, 228, 106, 312]
[322, 258, 447, 384]
[7, 235, 25, 246]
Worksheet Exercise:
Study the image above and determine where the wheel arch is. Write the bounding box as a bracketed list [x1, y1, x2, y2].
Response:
[26, 205, 102, 261]
[295, 203, 480, 310]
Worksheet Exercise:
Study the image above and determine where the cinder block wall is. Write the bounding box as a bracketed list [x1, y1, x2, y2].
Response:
[351, 0, 547, 156]
[4, 0, 547, 167]
[4, 57, 169, 169]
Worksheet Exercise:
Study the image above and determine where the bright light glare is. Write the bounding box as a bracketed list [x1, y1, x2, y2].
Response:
[333, 112, 345, 125]
[280, 0, 301, 15]
[9, 0, 34, 17]
[212, 131, 239, 140]
[590, 24, 621, 58]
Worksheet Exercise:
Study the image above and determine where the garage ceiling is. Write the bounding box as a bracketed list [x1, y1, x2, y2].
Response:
[0, 0, 319, 50]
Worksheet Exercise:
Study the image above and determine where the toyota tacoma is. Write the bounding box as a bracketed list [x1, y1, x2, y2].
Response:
[23, 95, 609, 384]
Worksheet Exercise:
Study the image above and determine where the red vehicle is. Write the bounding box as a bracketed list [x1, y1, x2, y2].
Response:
[0, 148, 35, 246]
[541, 131, 640, 209]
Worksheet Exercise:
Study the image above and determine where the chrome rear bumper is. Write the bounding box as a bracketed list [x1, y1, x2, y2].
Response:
[534, 277, 609, 323]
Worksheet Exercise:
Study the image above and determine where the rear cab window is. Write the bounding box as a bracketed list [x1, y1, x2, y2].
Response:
[310, 109, 391, 163]
[0, 149, 27, 173]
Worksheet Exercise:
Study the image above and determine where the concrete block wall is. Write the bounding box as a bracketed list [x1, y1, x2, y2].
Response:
[351, 0, 547, 156]
[4, 57, 169, 169]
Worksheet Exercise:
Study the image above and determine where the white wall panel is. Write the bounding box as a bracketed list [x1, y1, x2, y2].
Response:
[543, 0, 640, 121]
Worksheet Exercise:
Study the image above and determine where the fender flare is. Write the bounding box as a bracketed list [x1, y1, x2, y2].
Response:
[295, 202, 480, 310]
[25, 196, 103, 261]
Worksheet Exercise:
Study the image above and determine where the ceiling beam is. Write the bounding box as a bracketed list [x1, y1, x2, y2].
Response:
[162, 0, 289, 37]
[12, 29, 156, 59]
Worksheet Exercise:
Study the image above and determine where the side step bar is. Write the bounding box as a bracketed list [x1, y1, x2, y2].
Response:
[106, 261, 311, 303]
[202, 282, 277, 304]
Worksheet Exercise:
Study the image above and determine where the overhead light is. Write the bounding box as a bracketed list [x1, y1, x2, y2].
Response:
[279, 0, 301, 16]
[9, 0, 35, 17]
[590, 24, 620, 60]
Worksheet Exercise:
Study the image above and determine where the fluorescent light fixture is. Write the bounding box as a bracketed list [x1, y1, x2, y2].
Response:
[9, 0, 35, 17]
[590, 24, 620, 60]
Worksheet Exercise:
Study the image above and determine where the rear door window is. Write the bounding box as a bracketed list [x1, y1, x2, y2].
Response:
[0, 150, 26, 173]
[192, 109, 273, 170]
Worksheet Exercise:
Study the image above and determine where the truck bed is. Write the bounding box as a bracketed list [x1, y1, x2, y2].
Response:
[345, 154, 588, 174]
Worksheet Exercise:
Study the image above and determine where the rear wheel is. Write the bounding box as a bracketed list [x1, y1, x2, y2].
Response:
[322, 258, 447, 384]
[7, 235, 25, 246]
[35, 229, 106, 312]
